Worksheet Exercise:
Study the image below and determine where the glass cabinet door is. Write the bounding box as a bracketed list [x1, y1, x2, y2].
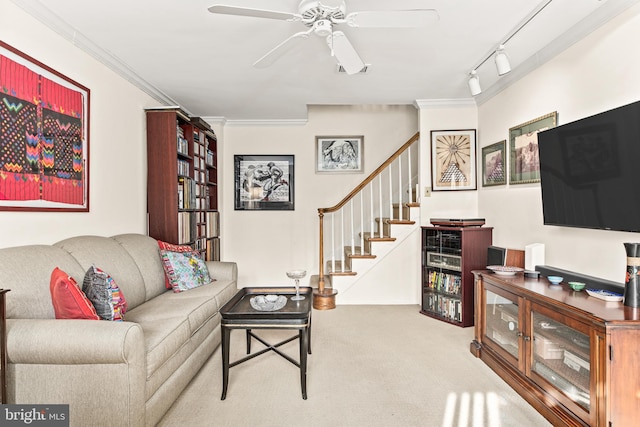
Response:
[483, 286, 520, 362]
[530, 308, 591, 412]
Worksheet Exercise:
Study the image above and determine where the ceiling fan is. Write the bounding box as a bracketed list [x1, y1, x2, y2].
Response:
[208, 1, 439, 75]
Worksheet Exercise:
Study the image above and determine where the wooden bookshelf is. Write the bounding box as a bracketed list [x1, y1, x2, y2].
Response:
[146, 108, 220, 260]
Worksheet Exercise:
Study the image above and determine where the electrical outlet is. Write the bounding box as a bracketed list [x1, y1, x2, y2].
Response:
[424, 186, 431, 197]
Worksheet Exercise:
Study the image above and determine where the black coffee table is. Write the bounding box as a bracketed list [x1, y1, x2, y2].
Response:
[219, 286, 312, 400]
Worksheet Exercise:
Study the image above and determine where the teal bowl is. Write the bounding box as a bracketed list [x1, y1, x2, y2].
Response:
[547, 276, 563, 285]
[568, 281, 586, 291]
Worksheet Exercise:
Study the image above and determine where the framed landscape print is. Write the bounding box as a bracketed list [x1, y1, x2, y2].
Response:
[509, 112, 557, 184]
[315, 135, 364, 173]
[430, 129, 477, 191]
[234, 154, 294, 210]
[481, 141, 506, 187]
[0, 41, 90, 211]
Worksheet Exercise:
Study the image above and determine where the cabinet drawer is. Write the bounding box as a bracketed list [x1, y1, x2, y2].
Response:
[426, 252, 461, 271]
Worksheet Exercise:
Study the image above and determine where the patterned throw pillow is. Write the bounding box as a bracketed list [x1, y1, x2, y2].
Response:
[50, 267, 99, 320]
[82, 266, 128, 321]
[160, 249, 211, 292]
[157, 240, 200, 289]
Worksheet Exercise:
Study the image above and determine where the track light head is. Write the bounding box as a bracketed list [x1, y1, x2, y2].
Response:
[468, 70, 481, 96]
[494, 45, 511, 76]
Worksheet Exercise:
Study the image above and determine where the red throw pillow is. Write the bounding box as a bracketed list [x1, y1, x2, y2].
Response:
[50, 267, 99, 320]
[157, 240, 200, 289]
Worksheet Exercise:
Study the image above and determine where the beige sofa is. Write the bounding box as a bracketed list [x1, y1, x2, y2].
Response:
[0, 233, 238, 427]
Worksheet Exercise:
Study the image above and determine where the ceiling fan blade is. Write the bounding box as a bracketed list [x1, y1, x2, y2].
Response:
[327, 31, 365, 75]
[345, 9, 439, 28]
[208, 5, 299, 21]
[253, 29, 313, 68]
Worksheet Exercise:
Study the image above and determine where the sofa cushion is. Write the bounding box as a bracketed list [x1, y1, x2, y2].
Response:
[159, 249, 211, 293]
[50, 267, 99, 320]
[54, 236, 147, 309]
[82, 266, 128, 321]
[124, 280, 225, 379]
[112, 234, 168, 301]
[0, 245, 86, 319]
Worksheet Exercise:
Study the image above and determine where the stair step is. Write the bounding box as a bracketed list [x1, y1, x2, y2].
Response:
[326, 263, 357, 277]
[387, 219, 415, 225]
[368, 237, 396, 242]
[326, 260, 355, 274]
[361, 231, 391, 240]
[330, 270, 358, 277]
[392, 204, 413, 220]
[344, 246, 375, 259]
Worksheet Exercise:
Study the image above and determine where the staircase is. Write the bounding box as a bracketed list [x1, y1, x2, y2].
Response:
[313, 132, 420, 310]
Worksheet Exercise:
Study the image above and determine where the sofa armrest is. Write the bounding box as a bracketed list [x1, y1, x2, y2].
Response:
[6, 319, 146, 426]
[6, 319, 144, 364]
[206, 261, 237, 282]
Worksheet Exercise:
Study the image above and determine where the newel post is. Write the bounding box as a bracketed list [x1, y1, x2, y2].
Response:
[318, 210, 325, 293]
[313, 210, 337, 310]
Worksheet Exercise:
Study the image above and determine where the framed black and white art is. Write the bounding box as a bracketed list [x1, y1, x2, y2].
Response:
[315, 135, 364, 173]
[234, 154, 294, 211]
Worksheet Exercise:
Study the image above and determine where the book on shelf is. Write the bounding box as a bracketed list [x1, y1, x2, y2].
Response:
[178, 177, 197, 210]
[177, 159, 190, 176]
[206, 237, 220, 261]
[206, 211, 220, 237]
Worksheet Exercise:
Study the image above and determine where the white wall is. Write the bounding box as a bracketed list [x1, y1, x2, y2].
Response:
[477, 4, 640, 283]
[220, 105, 418, 288]
[0, 0, 160, 247]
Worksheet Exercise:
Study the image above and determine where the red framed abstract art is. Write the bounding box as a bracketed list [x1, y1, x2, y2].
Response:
[0, 41, 89, 211]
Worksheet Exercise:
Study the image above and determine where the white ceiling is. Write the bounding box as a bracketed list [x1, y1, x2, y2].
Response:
[10, 0, 640, 121]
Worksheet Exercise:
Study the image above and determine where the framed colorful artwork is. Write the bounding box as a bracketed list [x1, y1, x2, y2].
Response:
[315, 135, 364, 173]
[0, 41, 90, 211]
[509, 112, 557, 184]
[234, 154, 294, 210]
[481, 140, 506, 187]
[430, 129, 477, 191]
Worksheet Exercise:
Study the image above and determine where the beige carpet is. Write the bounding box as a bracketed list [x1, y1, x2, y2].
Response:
[158, 305, 551, 427]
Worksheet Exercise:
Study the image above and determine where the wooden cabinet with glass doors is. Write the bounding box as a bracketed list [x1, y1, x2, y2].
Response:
[471, 270, 640, 426]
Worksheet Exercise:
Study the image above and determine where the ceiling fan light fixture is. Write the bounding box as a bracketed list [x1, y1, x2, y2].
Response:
[494, 45, 511, 76]
[314, 19, 333, 37]
[468, 71, 481, 96]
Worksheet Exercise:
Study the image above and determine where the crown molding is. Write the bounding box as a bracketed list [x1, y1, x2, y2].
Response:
[11, 0, 183, 111]
[414, 99, 477, 109]
[222, 119, 308, 127]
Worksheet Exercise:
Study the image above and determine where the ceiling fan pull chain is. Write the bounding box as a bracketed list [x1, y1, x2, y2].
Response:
[330, 31, 335, 57]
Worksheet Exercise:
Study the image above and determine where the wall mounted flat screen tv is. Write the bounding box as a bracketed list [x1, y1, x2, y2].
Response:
[538, 100, 640, 232]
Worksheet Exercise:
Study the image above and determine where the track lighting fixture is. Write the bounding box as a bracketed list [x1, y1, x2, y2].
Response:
[467, 0, 553, 96]
[494, 45, 511, 76]
[468, 71, 481, 96]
